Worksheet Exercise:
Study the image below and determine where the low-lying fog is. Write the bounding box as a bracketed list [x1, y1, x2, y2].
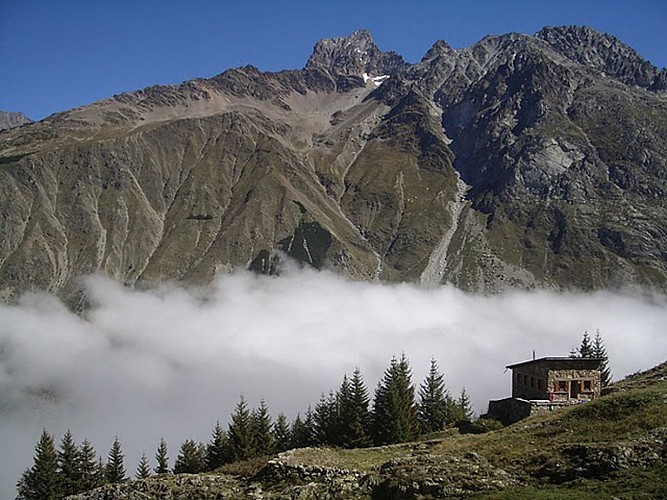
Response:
[1, 266, 666, 497]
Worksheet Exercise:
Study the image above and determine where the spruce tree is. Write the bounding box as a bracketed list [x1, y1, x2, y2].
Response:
[17, 429, 60, 500]
[154, 438, 170, 474]
[418, 358, 450, 433]
[593, 329, 612, 386]
[372, 354, 419, 445]
[173, 439, 206, 474]
[313, 391, 338, 446]
[57, 429, 80, 496]
[78, 439, 99, 492]
[273, 413, 292, 452]
[95, 456, 106, 487]
[289, 414, 310, 449]
[227, 395, 254, 461]
[135, 453, 151, 479]
[337, 369, 371, 448]
[252, 399, 275, 456]
[106, 437, 126, 483]
[455, 388, 474, 422]
[578, 331, 594, 357]
[206, 420, 230, 470]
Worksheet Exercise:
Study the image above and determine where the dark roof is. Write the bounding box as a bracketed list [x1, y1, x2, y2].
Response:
[506, 356, 603, 370]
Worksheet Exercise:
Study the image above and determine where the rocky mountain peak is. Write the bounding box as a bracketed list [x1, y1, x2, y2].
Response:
[0, 110, 32, 131]
[305, 29, 407, 77]
[421, 39, 455, 62]
[536, 25, 661, 88]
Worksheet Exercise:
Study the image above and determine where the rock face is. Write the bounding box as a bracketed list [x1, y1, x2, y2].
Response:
[1, 27, 666, 302]
[0, 110, 32, 131]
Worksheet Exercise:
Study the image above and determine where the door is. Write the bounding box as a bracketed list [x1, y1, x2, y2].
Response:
[570, 380, 579, 399]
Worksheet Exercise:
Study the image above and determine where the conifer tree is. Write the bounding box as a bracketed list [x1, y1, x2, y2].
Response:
[173, 439, 206, 474]
[17, 429, 60, 500]
[337, 369, 372, 448]
[227, 395, 254, 461]
[106, 437, 126, 483]
[206, 421, 230, 470]
[135, 453, 151, 479]
[154, 438, 170, 474]
[455, 388, 474, 421]
[289, 414, 310, 449]
[252, 399, 275, 456]
[593, 329, 612, 386]
[313, 391, 338, 446]
[578, 331, 594, 357]
[273, 413, 292, 453]
[372, 354, 419, 445]
[78, 439, 99, 492]
[57, 429, 80, 496]
[418, 358, 450, 433]
[95, 456, 106, 487]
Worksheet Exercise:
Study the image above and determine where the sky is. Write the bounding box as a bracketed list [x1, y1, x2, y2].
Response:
[1, 266, 666, 497]
[1, 0, 666, 120]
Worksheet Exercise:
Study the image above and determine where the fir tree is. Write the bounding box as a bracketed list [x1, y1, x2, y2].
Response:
[95, 456, 106, 487]
[593, 329, 612, 386]
[371, 354, 419, 445]
[57, 429, 80, 496]
[78, 438, 99, 492]
[106, 437, 126, 483]
[227, 395, 254, 461]
[418, 358, 450, 433]
[17, 429, 60, 500]
[173, 439, 206, 474]
[154, 438, 170, 474]
[252, 399, 275, 455]
[337, 368, 371, 448]
[578, 331, 594, 357]
[135, 453, 151, 479]
[206, 421, 230, 470]
[273, 413, 292, 453]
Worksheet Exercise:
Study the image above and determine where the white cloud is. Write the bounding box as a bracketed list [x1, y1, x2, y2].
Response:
[1, 267, 665, 497]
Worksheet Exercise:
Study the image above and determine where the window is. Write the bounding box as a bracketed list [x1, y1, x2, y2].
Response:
[537, 379, 543, 390]
[530, 376, 535, 388]
[583, 380, 592, 391]
[557, 381, 567, 392]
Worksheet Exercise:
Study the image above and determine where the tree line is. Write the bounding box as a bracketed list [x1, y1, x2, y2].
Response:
[17, 355, 472, 499]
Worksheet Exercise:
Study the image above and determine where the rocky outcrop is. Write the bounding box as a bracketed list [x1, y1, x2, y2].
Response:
[0, 110, 32, 131]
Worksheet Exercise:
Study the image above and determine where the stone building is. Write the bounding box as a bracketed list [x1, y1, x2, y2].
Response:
[486, 356, 602, 424]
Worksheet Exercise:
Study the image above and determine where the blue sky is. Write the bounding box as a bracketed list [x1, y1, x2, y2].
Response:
[1, 0, 666, 120]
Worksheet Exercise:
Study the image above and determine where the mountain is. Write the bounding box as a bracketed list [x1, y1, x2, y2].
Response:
[65, 361, 667, 499]
[1, 26, 666, 303]
[0, 110, 32, 131]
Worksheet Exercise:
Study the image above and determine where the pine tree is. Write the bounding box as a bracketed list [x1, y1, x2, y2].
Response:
[206, 420, 230, 470]
[273, 413, 292, 453]
[17, 429, 60, 500]
[593, 329, 612, 386]
[578, 331, 594, 357]
[154, 438, 170, 474]
[106, 437, 126, 483]
[227, 395, 254, 461]
[252, 399, 275, 456]
[57, 429, 80, 496]
[78, 439, 99, 492]
[173, 439, 206, 474]
[371, 354, 419, 445]
[337, 369, 372, 448]
[418, 358, 450, 433]
[135, 453, 151, 479]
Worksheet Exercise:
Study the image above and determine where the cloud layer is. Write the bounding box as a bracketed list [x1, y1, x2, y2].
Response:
[1, 267, 666, 496]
